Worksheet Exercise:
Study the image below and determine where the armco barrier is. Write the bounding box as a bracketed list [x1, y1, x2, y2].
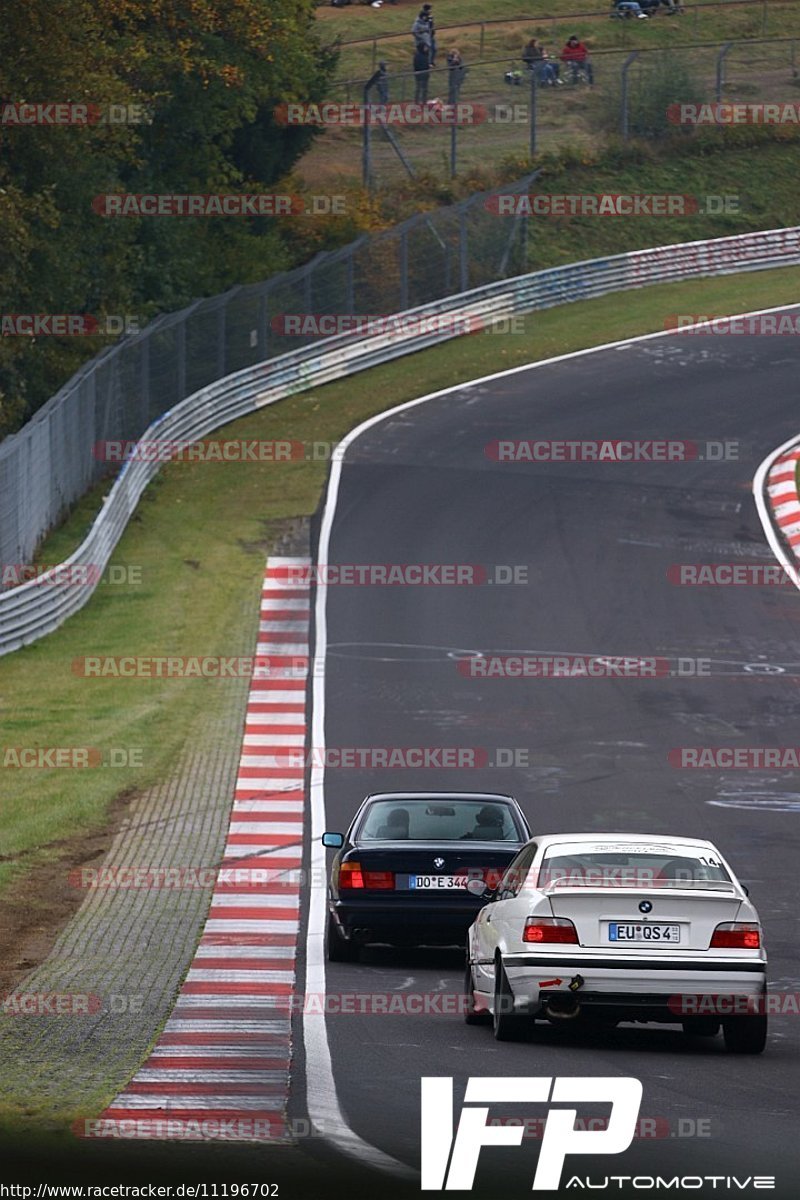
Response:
[1, 226, 799, 655]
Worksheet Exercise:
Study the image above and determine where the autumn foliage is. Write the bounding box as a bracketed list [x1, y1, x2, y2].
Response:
[0, 0, 336, 435]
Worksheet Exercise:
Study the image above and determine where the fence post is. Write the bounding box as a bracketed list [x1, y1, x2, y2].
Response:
[346, 249, 355, 312]
[362, 85, 372, 189]
[716, 42, 733, 101]
[529, 65, 537, 157]
[399, 227, 409, 310]
[176, 318, 186, 402]
[141, 334, 151, 426]
[258, 287, 269, 360]
[459, 207, 469, 293]
[303, 262, 313, 319]
[449, 72, 465, 180]
[217, 299, 226, 379]
[620, 51, 640, 141]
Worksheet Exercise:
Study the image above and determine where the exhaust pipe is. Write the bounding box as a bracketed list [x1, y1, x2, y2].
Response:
[542, 992, 581, 1022]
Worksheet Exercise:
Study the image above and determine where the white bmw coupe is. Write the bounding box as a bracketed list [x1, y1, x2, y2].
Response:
[465, 833, 767, 1053]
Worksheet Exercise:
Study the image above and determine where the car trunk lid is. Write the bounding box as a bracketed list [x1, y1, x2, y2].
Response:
[545, 884, 742, 950]
[341, 843, 521, 900]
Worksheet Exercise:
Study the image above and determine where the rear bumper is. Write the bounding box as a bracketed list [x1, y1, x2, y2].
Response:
[480, 951, 767, 1020]
[331, 898, 478, 945]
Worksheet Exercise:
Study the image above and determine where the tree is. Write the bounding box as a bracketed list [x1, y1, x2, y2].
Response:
[0, 0, 337, 437]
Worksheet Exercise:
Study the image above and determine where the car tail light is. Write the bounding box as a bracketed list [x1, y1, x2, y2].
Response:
[363, 871, 395, 890]
[523, 917, 579, 944]
[709, 922, 761, 949]
[337, 862, 395, 890]
[338, 862, 364, 890]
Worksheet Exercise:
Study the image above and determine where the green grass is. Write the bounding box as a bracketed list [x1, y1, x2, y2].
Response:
[518, 137, 800, 264]
[2, 262, 800, 895]
[318, 0, 798, 83]
[300, 0, 800, 186]
[299, 39, 800, 186]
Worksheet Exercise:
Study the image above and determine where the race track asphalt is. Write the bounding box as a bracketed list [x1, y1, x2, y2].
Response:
[313, 322, 800, 1194]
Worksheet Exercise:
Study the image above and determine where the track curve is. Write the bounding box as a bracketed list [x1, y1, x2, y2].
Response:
[311, 317, 800, 1194]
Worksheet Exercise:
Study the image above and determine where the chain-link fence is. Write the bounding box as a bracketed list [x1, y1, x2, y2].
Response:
[329, 0, 794, 81]
[314, 35, 800, 186]
[0, 171, 538, 572]
[4, 226, 798, 653]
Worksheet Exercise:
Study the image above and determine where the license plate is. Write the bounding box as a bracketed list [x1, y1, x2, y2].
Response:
[410, 875, 468, 890]
[609, 922, 681, 943]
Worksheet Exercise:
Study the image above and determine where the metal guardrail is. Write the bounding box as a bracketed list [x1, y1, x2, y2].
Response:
[0, 172, 538, 568]
[2, 225, 799, 655]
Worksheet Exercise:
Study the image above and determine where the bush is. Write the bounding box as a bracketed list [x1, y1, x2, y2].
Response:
[596, 50, 705, 140]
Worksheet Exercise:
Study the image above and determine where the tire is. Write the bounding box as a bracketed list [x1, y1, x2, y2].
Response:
[326, 912, 360, 963]
[682, 1017, 720, 1039]
[493, 959, 526, 1041]
[464, 963, 491, 1025]
[723, 1015, 767, 1054]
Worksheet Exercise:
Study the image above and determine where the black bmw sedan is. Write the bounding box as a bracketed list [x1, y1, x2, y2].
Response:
[323, 791, 531, 961]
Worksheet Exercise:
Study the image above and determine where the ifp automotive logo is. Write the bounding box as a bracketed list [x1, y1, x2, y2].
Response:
[421, 1076, 642, 1190]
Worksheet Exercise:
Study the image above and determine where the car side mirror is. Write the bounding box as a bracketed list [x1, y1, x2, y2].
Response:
[742, 884, 750, 896]
[322, 831, 344, 848]
[466, 877, 488, 897]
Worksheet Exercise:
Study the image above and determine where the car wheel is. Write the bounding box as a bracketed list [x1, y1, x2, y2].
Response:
[464, 962, 491, 1025]
[326, 912, 360, 963]
[722, 1015, 767, 1054]
[682, 1017, 720, 1038]
[493, 959, 526, 1041]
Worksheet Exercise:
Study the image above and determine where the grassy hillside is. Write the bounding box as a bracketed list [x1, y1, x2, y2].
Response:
[318, 0, 799, 82]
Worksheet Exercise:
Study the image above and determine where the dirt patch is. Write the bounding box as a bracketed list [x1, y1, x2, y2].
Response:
[238, 514, 312, 558]
[0, 788, 138, 996]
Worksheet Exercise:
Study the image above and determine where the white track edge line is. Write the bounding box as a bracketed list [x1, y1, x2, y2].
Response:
[304, 301, 800, 1178]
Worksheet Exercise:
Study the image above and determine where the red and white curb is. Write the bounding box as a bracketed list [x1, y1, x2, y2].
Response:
[86, 556, 310, 1142]
[766, 447, 800, 559]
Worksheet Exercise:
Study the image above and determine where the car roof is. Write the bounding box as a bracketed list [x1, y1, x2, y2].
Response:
[529, 833, 721, 850]
[364, 791, 518, 803]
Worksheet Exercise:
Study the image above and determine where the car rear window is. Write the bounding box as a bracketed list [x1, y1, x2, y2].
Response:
[537, 843, 732, 888]
[357, 799, 523, 842]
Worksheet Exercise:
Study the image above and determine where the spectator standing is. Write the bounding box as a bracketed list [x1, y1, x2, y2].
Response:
[365, 60, 389, 104]
[425, 4, 437, 65]
[413, 40, 431, 104]
[447, 48, 467, 103]
[560, 35, 594, 83]
[412, 5, 436, 65]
